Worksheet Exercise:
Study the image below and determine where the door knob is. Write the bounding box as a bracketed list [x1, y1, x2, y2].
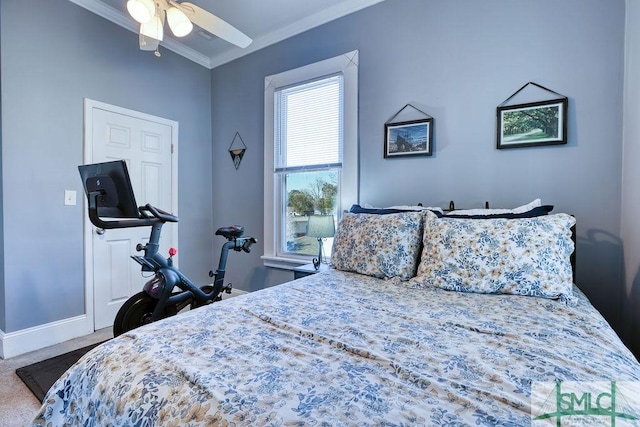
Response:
[96, 228, 105, 235]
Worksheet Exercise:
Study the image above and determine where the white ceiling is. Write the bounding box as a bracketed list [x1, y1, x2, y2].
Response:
[69, 0, 384, 69]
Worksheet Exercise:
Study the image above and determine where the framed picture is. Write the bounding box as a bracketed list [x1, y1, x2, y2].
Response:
[384, 118, 433, 158]
[497, 98, 567, 149]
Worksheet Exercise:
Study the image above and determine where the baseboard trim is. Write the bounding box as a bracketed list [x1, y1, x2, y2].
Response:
[0, 289, 249, 359]
[0, 315, 90, 359]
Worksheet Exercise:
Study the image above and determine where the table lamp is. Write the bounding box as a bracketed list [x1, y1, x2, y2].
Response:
[306, 215, 335, 270]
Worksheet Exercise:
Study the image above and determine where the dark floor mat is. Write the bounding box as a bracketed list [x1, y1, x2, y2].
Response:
[16, 341, 104, 403]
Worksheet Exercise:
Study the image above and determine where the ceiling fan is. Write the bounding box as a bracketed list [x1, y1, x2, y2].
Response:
[126, 0, 252, 55]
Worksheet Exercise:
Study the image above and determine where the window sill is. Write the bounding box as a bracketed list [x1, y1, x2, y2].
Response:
[261, 255, 312, 271]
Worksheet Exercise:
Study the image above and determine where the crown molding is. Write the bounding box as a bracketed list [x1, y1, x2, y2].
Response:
[208, 0, 385, 69]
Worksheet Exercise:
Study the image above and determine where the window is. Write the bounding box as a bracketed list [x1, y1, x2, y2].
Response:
[263, 51, 358, 269]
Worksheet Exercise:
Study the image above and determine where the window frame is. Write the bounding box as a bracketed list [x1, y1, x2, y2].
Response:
[263, 50, 359, 269]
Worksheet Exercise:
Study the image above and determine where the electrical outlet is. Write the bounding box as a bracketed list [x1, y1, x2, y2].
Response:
[64, 190, 77, 206]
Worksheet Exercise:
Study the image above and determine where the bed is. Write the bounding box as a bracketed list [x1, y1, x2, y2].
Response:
[32, 204, 640, 426]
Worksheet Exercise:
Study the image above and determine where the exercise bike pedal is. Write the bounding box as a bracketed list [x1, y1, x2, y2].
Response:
[223, 283, 233, 294]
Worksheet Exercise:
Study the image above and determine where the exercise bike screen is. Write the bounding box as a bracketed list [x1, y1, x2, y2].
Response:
[78, 160, 139, 219]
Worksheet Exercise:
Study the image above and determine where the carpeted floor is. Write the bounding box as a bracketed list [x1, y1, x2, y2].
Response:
[16, 341, 105, 402]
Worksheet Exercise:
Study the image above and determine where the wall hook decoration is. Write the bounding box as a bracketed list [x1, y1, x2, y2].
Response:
[228, 132, 247, 170]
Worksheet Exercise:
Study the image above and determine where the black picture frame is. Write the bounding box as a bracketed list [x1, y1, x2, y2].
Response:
[497, 98, 567, 149]
[384, 118, 433, 158]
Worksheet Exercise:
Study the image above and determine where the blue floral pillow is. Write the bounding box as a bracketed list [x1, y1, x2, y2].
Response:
[414, 211, 576, 302]
[331, 211, 424, 280]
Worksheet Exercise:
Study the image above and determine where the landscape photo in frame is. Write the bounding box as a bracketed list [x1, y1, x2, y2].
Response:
[497, 99, 567, 149]
[384, 118, 433, 158]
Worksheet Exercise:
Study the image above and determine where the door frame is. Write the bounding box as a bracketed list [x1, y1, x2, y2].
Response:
[82, 98, 179, 332]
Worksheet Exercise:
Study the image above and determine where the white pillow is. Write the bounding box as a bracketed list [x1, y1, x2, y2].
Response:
[446, 199, 542, 216]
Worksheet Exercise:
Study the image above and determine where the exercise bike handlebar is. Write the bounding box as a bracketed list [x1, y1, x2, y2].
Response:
[87, 191, 177, 229]
[139, 204, 178, 223]
[241, 237, 258, 253]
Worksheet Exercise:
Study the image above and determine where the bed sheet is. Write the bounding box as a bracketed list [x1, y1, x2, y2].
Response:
[32, 269, 640, 426]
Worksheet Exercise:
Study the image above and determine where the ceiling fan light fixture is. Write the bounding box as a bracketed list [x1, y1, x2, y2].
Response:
[166, 7, 193, 37]
[126, 0, 156, 24]
[140, 12, 164, 41]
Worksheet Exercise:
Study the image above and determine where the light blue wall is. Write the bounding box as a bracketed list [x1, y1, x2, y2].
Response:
[211, 0, 634, 354]
[0, 0, 213, 332]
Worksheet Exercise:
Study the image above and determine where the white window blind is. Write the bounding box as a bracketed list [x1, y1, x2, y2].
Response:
[274, 75, 343, 173]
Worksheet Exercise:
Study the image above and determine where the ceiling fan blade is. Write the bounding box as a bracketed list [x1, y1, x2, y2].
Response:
[171, 1, 252, 48]
[139, 33, 159, 51]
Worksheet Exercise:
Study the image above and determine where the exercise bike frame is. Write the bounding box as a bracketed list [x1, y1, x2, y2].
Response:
[87, 190, 256, 328]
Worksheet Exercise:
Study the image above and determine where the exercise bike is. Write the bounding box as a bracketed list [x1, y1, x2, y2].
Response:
[79, 160, 256, 337]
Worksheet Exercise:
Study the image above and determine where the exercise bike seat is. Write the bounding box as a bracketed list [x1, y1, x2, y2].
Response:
[215, 225, 244, 239]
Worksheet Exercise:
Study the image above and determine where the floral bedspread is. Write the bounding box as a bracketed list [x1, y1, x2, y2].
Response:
[32, 269, 640, 426]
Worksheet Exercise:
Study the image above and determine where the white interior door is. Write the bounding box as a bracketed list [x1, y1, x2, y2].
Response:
[84, 99, 178, 330]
